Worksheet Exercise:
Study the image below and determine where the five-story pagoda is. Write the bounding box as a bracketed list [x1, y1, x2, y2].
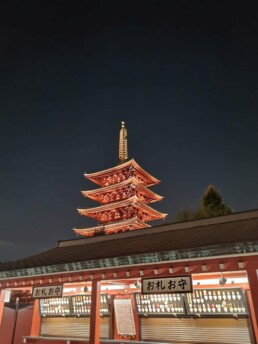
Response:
[74, 122, 167, 237]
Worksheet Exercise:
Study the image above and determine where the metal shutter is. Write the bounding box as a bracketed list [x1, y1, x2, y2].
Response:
[41, 317, 109, 339]
[141, 317, 252, 344]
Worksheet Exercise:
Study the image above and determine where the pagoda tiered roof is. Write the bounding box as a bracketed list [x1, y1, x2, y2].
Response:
[77, 196, 167, 224]
[85, 159, 160, 187]
[74, 217, 150, 237]
[74, 122, 166, 237]
[82, 177, 163, 204]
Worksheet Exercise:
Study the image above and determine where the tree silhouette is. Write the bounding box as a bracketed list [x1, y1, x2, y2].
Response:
[174, 185, 232, 222]
[199, 185, 232, 217]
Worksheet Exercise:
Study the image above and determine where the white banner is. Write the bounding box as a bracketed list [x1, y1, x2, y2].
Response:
[114, 299, 136, 335]
[4, 290, 11, 303]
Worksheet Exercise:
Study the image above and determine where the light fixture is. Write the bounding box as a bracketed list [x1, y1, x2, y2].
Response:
[238, 262, 244, 269]
[202, 265, 206, 272]
[134, 280, 141, 289]
[219, 273, 227, 286]
[84, 285, 89, 292]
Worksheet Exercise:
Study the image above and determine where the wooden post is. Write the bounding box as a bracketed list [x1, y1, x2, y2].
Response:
[0, 290, 6, 327]
[89, 280, 101, 344]
[246, 268, 258, 343]
[30, 300, 41, 336]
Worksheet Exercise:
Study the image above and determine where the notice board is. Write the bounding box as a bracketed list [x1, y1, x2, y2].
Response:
[114, 299, 136, 335]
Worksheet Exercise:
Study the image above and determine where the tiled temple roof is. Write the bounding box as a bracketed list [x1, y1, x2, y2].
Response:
[1, 209, 258, 272]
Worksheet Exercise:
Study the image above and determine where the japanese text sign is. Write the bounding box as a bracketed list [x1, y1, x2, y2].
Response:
[142, 276, 192, 294]
[114, 299, 136, 335]
[32, 285, 63, 299]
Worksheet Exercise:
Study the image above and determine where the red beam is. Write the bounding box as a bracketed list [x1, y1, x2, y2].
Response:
[89, 280, 101, 344]
[246, 267, 258, 343]
[1, 254, 258, 289]
[30, 300, 41, 336]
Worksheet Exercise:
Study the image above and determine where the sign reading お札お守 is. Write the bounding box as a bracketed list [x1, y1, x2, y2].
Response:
[142, 276, 192, 294]
[32, 285, 63, 299]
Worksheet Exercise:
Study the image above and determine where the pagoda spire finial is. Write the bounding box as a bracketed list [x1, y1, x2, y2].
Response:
[119, 121, 128, 163]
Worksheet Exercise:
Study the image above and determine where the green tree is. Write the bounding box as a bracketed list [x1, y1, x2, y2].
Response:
[199, 185, 232, 218]
[174, 185, 232, 222]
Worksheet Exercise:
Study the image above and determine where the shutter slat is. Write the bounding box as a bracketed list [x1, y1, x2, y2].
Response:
[41, 317, 109, 338]
[141, 317, 252, 344]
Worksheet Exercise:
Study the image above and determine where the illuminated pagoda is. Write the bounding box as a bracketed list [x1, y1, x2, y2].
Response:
[74, 122, 167, 237]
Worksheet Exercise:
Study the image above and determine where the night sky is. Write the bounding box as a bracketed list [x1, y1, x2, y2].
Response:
[1, 0, 258, 262]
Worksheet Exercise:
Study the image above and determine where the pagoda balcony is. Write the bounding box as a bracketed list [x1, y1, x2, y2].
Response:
[85, 159, 160, 187]
[82, 177, 163, 204]
[74, 217, 151, 237]
[78, 196, 167, 224]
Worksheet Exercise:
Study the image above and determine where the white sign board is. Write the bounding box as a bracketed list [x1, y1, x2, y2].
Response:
[4, 290, 11, 303]
[114, 299, 136, 335]
[142, 276, 192, 294]
[32, 285, 63, 299]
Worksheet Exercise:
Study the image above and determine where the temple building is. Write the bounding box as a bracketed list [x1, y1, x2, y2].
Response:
[74, 121, 166, 237]
[0, 122, 258, 344]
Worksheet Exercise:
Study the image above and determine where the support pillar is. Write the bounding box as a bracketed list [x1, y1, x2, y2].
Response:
[0, 290, 6, 327]
[89, 280, 101, 344]
[247, 268, 258, 343]
[30, 300, 41, 336]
